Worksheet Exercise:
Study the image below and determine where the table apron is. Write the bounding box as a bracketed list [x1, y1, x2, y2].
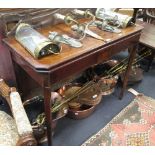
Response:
[50, 32, 141, 84]
[11, 53, 45, 87]
[10, 32, 141, 88]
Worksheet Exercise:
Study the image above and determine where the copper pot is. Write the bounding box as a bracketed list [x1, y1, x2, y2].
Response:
[92, 59, 119, 76]
[51, 92, 62, 105]
[32, 105, 68, 143]
[120, 67, 143, 85]
[63, 83, 102, 106]
[58, 83, 82, 97]
[98, 75, 118, 95]
[24, 92, 68, 142]
[67, 104, 96, 119]
[32, 114, 60, 143]
[106, 59, 119, 68]
[68, 102, 82, 110]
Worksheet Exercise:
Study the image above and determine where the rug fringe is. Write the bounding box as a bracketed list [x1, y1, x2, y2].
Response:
[128, 88, 140, 96]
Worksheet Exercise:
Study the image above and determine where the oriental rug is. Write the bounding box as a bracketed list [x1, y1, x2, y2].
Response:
[82, 89, 155, 146]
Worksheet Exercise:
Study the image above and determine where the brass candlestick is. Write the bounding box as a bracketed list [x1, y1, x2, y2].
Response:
[54, 13, 78, 25]
[73, 9, 95, 19]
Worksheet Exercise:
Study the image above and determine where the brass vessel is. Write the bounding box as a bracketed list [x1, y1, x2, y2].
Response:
[15, 23, 61, 59]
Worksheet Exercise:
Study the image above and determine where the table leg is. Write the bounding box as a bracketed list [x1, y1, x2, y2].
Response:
[119, 45, 137, 99]
[147, 49, 155, 71]
[44, 85, 52, 146]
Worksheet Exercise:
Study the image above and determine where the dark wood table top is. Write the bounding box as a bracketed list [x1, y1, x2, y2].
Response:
[3, 20, 143, 72]
[137, 20, 155, 49]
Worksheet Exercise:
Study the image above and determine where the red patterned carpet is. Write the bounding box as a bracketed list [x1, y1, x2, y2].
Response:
[82, 90, 155, 146]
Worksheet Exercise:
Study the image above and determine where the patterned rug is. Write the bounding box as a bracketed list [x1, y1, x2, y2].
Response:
[82, 89, 155, 146]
